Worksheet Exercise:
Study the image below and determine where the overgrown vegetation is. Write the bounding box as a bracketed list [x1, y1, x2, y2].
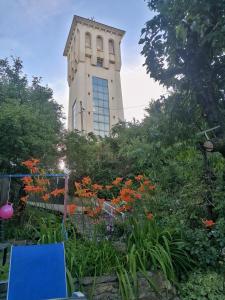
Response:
[1, 0, 225, 299]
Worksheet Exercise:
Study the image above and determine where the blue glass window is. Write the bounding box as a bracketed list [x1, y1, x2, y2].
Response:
[92, 76, 110, 137]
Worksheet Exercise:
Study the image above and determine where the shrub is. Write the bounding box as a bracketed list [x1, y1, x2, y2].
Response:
[179, 271, 225, 299]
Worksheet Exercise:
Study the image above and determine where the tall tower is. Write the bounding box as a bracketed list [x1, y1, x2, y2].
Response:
[63, 16, 125, 136]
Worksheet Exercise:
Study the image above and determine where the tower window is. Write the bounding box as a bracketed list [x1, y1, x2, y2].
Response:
[85, 32, 91, 48]
[96, 57, 103, 67]
[96, 36, 103, 51]
[92, 76, 110, 137]
[109, 39, 115, 54]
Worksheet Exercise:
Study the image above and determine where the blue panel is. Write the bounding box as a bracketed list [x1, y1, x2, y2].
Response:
[7, 243, 67, 300]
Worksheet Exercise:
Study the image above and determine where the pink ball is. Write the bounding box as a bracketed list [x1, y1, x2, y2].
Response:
[0, 203, 14, 219]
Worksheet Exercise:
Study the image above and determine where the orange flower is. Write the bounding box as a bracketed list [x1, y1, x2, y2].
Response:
[42, 193, 50, 201]
[143, 180, 151, 186]
[202, 219, 215, 228]
[82, 176, 92, 185]
[112, 177, 123, 186]
[24, 185, 44, 193]
[22, 176, 33, 185]
[111, 197, 121, 205]
[86, 206, 102, 218]
[116, 206, 126, 213]
[20, 195, 29, 203]
[120, 188, 135, 202]
[135, 193, 142, 199]
[105, 185, 113, 190]
[135, 175, 144, 181]
[92, 184, 103, 190]
[50, 188, 65, 197]
[147, 212, 154, 220]
[67, 204, 77, 215]
[22, 158, 40, 173]
[77, 189, 95, 198]
[125, 179, 132, 187]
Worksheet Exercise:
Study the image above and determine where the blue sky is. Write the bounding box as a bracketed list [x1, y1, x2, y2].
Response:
[0, 0, 164, 124]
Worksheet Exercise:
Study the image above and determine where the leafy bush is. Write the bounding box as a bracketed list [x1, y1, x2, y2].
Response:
[179, 271, 225, 299]
[184, 218, 225, 268]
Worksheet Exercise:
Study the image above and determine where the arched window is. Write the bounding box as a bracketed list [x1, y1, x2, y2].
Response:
[96, 36, 103, 51]
[109, 39, 115, 54]
[85, 32, 91, 48]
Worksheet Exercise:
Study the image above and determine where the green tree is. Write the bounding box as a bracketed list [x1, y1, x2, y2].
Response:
[140, 0, 225, 155]
[0, 58, 64, 172]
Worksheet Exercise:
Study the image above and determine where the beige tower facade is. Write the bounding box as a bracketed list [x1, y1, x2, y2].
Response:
[63, 16, 125, 136]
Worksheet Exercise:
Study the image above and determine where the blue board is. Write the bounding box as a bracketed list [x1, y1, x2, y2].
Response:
[7, 243, 67, 300]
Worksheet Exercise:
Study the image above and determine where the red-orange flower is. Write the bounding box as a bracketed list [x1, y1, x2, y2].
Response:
[111, 197, 121, 205]
[86, 205, 102, 218]
[147, 212, 154, 220]
[92, 184, 103, 190]
[82, 176, 92, 185]
[120, 188, 136, 202]
[202, 219, 215, 228]
[125, 179, 132, 187]
[112, 177, 123, 186]
[143, 180, 151, 186]
[24, 185, 44, 193]
[135, 175, 144, 181]
[50, 188, 65, 197]
[42, 193, 50, 201]
[116, 206, 126, 213]
[22, 176, 33, 185]
[80, 189, 95, 198]
[22, 158, 40, 173]
[135, 193, 142, 199]
[67, 204, 77, 215]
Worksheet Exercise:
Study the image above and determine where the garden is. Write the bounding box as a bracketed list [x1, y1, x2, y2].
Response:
[1, 0, 225, 299]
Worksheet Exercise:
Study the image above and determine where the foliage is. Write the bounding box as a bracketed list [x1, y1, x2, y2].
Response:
[178, 271, 225, 299]
[140, 0, 225, 131]
[184, 218, 225, 268]
[0, 57, 64, 173]
[127, 217, 193, 282]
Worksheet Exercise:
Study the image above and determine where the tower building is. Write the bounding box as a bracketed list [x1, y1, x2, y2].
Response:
[63, 16, 125, 136]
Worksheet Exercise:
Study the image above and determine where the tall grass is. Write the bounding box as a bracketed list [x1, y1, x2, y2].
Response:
[128, 217, 193, 282]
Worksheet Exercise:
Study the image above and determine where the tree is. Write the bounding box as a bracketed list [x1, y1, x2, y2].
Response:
[140, 0, 225, 155]
[0, 58, 64, 172]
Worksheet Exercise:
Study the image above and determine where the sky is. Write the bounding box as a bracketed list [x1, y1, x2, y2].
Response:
[0, 0, 164, 126]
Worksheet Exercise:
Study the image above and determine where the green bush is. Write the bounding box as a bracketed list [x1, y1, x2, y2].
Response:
[179, 271, 225, 299]
[184, 218, 225, 268]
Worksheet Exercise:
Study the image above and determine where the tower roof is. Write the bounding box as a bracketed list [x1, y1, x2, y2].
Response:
[63, 15, 126, 56]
